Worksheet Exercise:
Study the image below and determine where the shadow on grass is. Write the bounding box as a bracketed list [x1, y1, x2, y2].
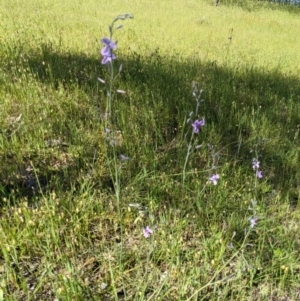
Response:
[1, 43, 299, 202]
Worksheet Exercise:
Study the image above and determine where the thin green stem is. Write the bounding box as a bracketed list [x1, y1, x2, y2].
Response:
[182, 134, 194, 184]
[107, 62, 114, 117]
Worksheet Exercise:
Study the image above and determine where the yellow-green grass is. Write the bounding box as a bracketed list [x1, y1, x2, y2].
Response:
[1, 0, 300, 72]
[0, 0, 300, 300]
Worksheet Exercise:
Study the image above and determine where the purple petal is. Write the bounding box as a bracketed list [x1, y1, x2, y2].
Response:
[256, 170, 263, 179]
[101, 45, 111, 56]
[249, 218, 257, 228]
[199, 118, 205, 126]
[252, 159, 260, 170]
[143, 226, 153, 238]
[101, 37, 111, 46]
[101, 56, 110, 64]
[101, 54, 117, 65]
[209, 174, 220, 185]
[192, 118, 205, 134]
[109, 41, 117, 50]
[101, 37, 117, 50]
[192, 125, 199, 134]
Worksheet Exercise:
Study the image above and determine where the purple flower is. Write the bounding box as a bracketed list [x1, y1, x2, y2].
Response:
[256, 170, 263, 179]
[100, 38, 117, 64]
[252, 158, 260, 170]
[192, 118, 205, 134]
[101, 52, 117, 65]
[143, 226, 153, 238]
[209, 174, 220, 185]
[249, 217, 257, 228]
[101, 38, 117, 53]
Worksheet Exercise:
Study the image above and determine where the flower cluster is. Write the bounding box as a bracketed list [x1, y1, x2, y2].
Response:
[143, 226, 153, 238]
[100, 38, 117, 65]
[256, 170, 263, 179]
[249, 217, 258, 228]
[192, 118, 205, 134]
[209, 174, 220, 185]
[252, 158, 263, 179]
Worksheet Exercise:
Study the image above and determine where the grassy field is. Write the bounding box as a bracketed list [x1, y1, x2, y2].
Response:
[0, 0, 300, 300]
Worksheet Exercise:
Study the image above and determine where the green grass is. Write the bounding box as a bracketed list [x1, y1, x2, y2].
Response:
[0, 0, 300, 300]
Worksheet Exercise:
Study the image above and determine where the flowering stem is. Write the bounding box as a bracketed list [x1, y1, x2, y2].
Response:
[182, 89, 201, 184]
[99, 15, 132, 298]
[182, 132, 194, 184]
[107, 61, 114, 117]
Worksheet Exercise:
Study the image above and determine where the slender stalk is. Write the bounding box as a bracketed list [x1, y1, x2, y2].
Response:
[182, 133, 194, 184]
[182, 92, 200, 184]
[107, 61, 114, 117]
[99, 14, 133, 298]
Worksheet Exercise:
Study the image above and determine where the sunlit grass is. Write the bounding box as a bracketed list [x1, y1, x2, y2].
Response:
[0, 0, 299, 300]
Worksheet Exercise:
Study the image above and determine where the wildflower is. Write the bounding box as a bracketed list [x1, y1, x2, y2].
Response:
[101, 37, 117, 64]
[143, 226, 153, 238]
[209, 174, 220, 185]
[192, 118, 205, 134]
[256, 170, 263, 179]
[252, 158, 260, 170]
[249, 217, 257, 228]
[101, 38, 117, 54]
